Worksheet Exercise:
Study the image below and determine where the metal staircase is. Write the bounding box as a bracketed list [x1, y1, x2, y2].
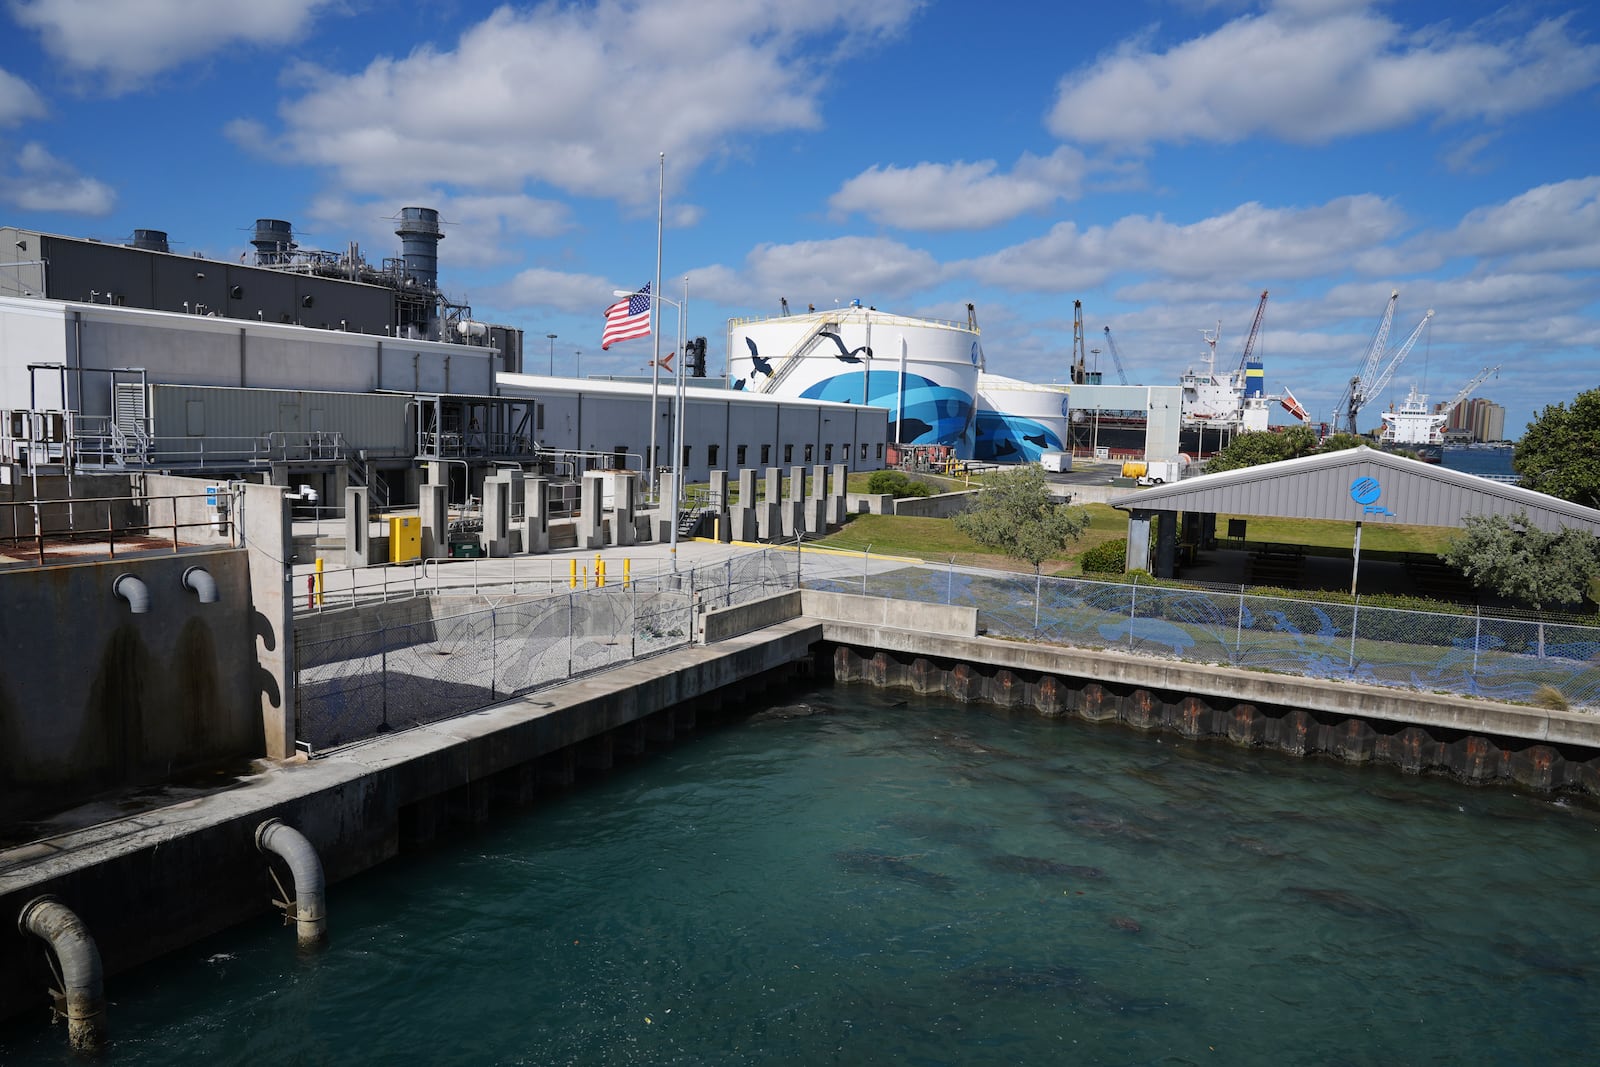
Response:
[759, 320, 841, 393]
[346, 452, 390, 511]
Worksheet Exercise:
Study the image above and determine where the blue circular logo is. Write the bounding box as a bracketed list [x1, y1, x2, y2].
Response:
[1060, 395, 1071, 419]
[1350, 477, 1381, 506]
[970, 342, 981, 366]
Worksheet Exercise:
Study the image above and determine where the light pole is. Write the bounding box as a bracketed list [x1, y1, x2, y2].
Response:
[615, 286, 686, 559]
[546, 333, 557, 375]
[574, 349, 582, 380]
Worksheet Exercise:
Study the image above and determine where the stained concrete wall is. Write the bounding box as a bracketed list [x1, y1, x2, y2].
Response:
[0, 547, 261, 828]
[892, 489, 980, 518]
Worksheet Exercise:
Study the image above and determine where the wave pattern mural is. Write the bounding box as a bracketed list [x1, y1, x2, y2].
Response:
[801, 372, 975, 455]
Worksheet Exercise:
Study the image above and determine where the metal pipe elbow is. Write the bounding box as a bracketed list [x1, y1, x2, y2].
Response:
[17, 895, 107, 1052]
[112, 573, 150, 614]
[182, 566, 219, 603]
[255, 819, 327, 947]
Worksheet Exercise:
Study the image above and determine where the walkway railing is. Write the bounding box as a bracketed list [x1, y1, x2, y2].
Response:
[798, 550, 1600, 711]
[293, 548, 798, 750]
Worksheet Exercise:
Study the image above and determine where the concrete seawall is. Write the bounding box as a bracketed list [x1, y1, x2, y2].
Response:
[6, 587, 1600, 1034]
[0, 617, 819, 1027]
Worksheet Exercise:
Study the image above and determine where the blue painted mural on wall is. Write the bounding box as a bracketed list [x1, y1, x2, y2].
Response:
[974, 412, 1063, 463]
[801, 371, 975, 456]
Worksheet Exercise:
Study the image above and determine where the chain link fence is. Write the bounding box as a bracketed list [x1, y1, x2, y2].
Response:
[295, 548, 798, 750]
[800, 551, 1600, 711]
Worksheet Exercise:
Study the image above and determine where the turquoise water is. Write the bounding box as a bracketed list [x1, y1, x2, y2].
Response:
[7, 686, 1600, 1065]
[1441, 445, 1515, 478]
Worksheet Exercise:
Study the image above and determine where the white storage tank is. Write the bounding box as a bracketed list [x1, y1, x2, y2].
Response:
[727, 305, 981, 457]
[975, 373, 1070, 463]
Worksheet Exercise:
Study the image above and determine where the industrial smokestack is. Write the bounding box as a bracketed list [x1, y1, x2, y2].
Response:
[128, 229, 169, 253]
[251, 219, 296, 265]
[394, 206, 443, 292]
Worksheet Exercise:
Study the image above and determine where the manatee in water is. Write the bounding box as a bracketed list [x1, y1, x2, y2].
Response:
[833, 848, 957, 892]
[1109, 916, 1143, 933]
[1282, 886, 1414, 925]
[980, 853, 1107, 880]
[882, 812, 995, 846]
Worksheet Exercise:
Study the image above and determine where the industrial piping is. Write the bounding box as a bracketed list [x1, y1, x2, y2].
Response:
[182, 566, 219, 603]
[112, 573, 150, 614]
[17, 895, 107, 1052]
[255, 819, 327, 948]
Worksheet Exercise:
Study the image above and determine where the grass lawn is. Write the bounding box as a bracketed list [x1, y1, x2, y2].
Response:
[1221, 514, 1458, 555]
[810, 503, 1129, 575]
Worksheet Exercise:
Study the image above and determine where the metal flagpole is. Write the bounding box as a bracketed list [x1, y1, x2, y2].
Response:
[649, 152, 664, 495]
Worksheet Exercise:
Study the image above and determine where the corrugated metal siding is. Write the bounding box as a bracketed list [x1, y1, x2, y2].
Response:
[147, 385, 412, 454]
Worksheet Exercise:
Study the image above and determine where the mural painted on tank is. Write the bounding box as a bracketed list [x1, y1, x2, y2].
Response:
[974, 412, 1064, 463]
[800, 372, 975, 456]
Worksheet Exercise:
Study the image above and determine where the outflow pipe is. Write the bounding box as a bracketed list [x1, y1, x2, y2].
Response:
[182, 565, 219, 603]
[255, 818, 327, 948]
[17, 895, 107, 1052]
[112, 573, 150, 614]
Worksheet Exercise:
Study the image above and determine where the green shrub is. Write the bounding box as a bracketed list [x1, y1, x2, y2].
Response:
[865, 471, 934, 498]
[1079, 539, 1127, 573]
[866, 470, 909, 495]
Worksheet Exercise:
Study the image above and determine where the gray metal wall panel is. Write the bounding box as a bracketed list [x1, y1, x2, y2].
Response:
[147, 385, 412, 453]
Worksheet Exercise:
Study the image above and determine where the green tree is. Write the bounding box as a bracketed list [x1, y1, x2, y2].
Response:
[1515, 388, 1600, 508]
[953, 465, 1091, 571]
[1203, 425, 1319, 473]
[1441, 510, 1600, 653]
[1318, 432, 1368, 453]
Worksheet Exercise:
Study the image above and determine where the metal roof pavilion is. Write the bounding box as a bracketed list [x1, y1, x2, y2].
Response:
[1110, 446, 1600, 535]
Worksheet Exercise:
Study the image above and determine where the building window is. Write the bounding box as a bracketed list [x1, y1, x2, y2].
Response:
[708, 444, 720, 467]
[683, 444, 691, 467]
[824, 444, 832, 461]
[860, 443, 867, 460]
[876, 443, 883, 459]
[536, 403, 544, 431]
[784, 444, 793, 463]
[761, 444, 771, 465]
[736, 444, 747, 466]
[804, 444, 814, 462]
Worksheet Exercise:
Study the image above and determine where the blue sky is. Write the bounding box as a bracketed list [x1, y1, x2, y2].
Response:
[1, 0, 1596, 434]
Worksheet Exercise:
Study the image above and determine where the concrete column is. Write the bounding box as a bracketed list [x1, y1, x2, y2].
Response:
[480, 476, 511, 557]
[343, 486, 369, 568]
[524, 477, 550, 554]
[827, 462, 848, 524]
[611, 472, 637, 547]
[810, 464, 827, 500]
[1155, 510, 1178, 578]
[758, 466, 782, 541]
[708, 470, 730, 542]
[1125, 509, 1153, 573]
[732, 467, 758, 542]
[788, 465, 806, 503]
[580, 472, 606, 549]
[419, 483, 447, 560]
[403, 465, 423, 508]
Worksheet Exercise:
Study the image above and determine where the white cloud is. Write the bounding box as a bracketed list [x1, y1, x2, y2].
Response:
[237, 0, 922, 205]
[690, 235, 945, 310]
[960, 194, 1406, 290]
[0, 142, 114, 214]
[1047, 6, 1600, 146]
[11, 0, 337, 90]
[491, 267, 622, 316]
[1443, 177, 1600, 273]
[828, 147, 1093, 231]
[0, 67, 47, 125]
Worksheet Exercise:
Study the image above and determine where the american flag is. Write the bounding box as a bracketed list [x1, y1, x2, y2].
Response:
[600, 283, 651, 349]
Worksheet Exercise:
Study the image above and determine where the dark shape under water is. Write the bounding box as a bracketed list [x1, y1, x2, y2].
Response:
[883, 813, 994, 846]
[961, 964, 1172, 1013]
[834, 848, 957, 892]
[1282, 886, 1414, 925]
[745, 702, 828, 723]
[1109, 916, 1142, 933]
[979, 853, 1107, 880]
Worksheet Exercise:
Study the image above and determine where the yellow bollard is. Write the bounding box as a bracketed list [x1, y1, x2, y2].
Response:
[582, 564, 589, 587]
[597, 559, 606, 587]
[624, 558, 631, 588]
[570, 558, 578, 589]
[314, 556, 325, 607]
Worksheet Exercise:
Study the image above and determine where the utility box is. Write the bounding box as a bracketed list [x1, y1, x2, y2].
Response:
[388, 515, 422, 563]
[1040, 451, 1071, 472]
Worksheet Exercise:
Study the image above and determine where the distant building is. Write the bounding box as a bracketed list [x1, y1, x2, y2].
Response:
[1444, 397, 1507, 443]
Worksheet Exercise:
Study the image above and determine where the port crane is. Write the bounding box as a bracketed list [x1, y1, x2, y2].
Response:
[1340, 295, 1433, 434]
[1070, 300, 1087, 384]
[1100, 326, 1131, 386]
[1235, 289, 1268, 372]
[1438, 364, 1500, 423]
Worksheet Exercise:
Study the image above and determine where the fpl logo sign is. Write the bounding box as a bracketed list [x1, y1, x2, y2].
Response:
[1350, 476, 1395, 517]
